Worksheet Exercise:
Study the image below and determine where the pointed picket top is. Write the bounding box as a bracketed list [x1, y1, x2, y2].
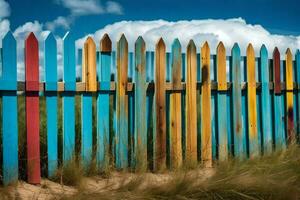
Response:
[297, 49, 300, 56]
[118, 33, 128, 43]
[156, 37, 165, 49]
[85, 36, 96, 47]
[3, 31, 15, 43]
[135, 36, 145, 47]
[286, 48, 292, 56]
[187, 39, 196, 50]
[247, 43, 255, 56]
[273, 47, 281, 94]
[273, 47, 280, 57]
[217, 41, 226, 91]
[232, 43, 240, 53]
[285, 48, 293, 90]
[260, 44, 268, 57]
[202, 41, 210, 51]
[100, 33, 112, 52]
[45, 32, 55, 43]
[63, 31, 74, 41]
[26, 32, 38, 45]
[172, 38, 181, 49]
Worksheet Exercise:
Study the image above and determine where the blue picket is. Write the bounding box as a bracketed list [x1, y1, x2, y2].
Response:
[97, 34, 111, 170]
[44, 32, 58, 177]
[1, 31, 18, 185]
[295, 50, 300, 138]
[63, 32, 76, 163]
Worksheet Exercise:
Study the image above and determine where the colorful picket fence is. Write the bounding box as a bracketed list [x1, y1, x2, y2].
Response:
[1, 31, 300, 185]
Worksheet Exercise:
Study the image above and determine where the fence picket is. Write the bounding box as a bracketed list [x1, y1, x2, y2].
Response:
[63, 32, 76, 163]
[246, 44, 259, 157]
[231, 43, 245, 159]
[216, 42, 228, 161]
[201, 42, 212, 167]
[81, 37, 96, 170]
[170, 39, 182, 168]
[25, 32, 41, 184]
[97, 34, 111, 170]
[44, 33, 58, 177]
[1, 31, 18, 185]
[260, 45, 272, 154]
[134, 36, 147, 171]
[186, 40, 197, 164]
[154, 38, 166, 171]
[116, 34, 129, 169]
[285, 49, 294, 142]
[296, 50, 300, 137]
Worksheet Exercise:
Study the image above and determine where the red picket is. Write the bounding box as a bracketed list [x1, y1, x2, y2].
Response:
[25, 32, 41, 184]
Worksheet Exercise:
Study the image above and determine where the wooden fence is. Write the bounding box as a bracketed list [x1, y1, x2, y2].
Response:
[0, 31, 300, 185]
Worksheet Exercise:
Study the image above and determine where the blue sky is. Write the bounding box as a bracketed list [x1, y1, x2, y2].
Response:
[6, 0, 300, 39]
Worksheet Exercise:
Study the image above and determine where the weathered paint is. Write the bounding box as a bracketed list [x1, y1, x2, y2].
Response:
[134, 36, 147, 171]
[216, 42, 228, 161]
[201, 42, 212, 167]
[231, 43, 245, 159]
[25, 32, 41, 184]
[97, 34, 111, 170]
[116, 34, 128, 169]
[128, 52, 134, 167]
[273, 48, 286, 150]
[259, 45, 272, 154]
[285, 48, 294, 143]
[44, 33, 58, 177]
[185, 40, 197, 165]
[63, 32, 76, 163]
[246, 44, 259, 158]
[153, 38, 166, 171]
[1, 31, 18, 185]
[170, 39, 182, 168]
[81, 37, 96, 170]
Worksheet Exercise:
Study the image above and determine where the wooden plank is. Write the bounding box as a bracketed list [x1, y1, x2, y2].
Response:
[44, 32, 58, 177]
[231, 43, 245, 159]
[170, 39, 182, 168]
[81, 37, 96, 170]
[128, 52, 134, 168]
[216, 42, 228, 161]
[285, 48, 294, 143]
[273, 48, 286, 150]
[153, 38, 166, 171]
[25, 32, 41, 184]
[296, 50, 300, 139]
[116, 34, 128, 169]
[260, 45, 272, 154]
[62, 32, 76, 163]
[185, 40, 197, 165]
[97, 34, 111, 171]
[1, 31, 18, 185]
[201, 42, 212, 167]
[246, 44, 259, 158]
[134, 36, 147, 171]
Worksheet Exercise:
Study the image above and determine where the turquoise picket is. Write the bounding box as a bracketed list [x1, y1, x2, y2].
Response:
[97, 34, 111, 170]
[231, 43, 245, 159]
[44, 32, 58, 177]
[1, 31, 18, 185]
[134, 36, 147, 170]
[62, 32, 76, 163]
[116, 34, 129, 169]
[260, 45, 272, 154]
[128, 52, 134, 167]
[295, 50, 300, 137]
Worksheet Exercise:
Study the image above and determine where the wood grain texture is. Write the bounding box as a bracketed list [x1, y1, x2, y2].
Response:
[201, 42, 212, 167]
[44, 32, 58, 177]
[116, 34, 128, 169]
[216, 42, 228, 161]
[97, 34, 111, 170]
[260, 45, 272, 154]
[62, 32, 76, 163]
[1, 31, 18, 185]
[154, 38, 166, 171]
[285, 48, 294, 142]
[82, 37, 97, 92]
[186, 40, 197, 165]
[246, 44, 259, 158]
[134, 36, 147, 171]
[25, 32, 41, 184]
[231, 43, 245, 159]
[170, 39, 182, 168]
[273, 48, 286, 150]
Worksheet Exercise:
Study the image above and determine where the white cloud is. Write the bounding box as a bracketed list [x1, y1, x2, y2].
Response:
[56, 0, 123, 16]
[46, 16, 71, 31]
[76, 18, 300, 57]
[0, 0, 10, 19]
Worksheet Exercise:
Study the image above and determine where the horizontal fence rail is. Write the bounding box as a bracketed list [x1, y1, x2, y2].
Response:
[0, 31, 300, 185]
